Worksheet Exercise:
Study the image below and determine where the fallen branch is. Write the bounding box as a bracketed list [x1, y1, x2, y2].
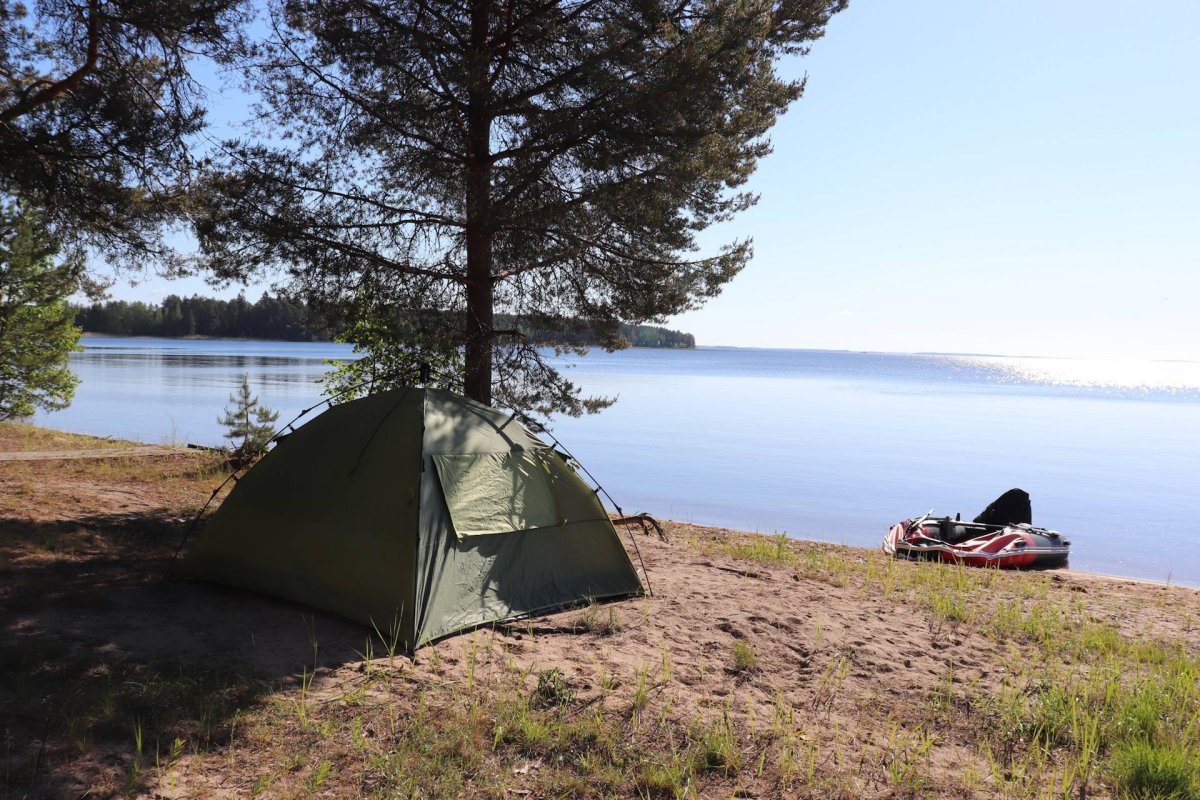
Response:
[613, 512, 667, 541]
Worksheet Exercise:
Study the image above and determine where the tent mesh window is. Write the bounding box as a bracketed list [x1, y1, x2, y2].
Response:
[433, 449, 608, 538]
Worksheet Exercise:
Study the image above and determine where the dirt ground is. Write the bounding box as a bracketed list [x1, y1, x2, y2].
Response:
[3, 421, 1199, 799]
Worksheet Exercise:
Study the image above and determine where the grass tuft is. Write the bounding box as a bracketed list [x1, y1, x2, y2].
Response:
[574, 601, 625, 636]
[689, 711, 742, 776]
[1109, 738, 1198, 800]
[732, 641, 759, 674]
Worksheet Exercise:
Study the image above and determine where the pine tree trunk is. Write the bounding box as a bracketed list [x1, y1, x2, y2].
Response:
[462, 0, 493, 405]
[463, 166, 493, 404]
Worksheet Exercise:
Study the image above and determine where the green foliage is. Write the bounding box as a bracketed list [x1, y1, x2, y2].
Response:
[626, 325, 694, 349]
[0, 200, 84, 420]
[196, 0, 845, 413]
[322, 302, 465, 402]
[217, 375, 279, 468]
[533, 668, 574, 708]
[73, 295, 690, 353]
[0, 0, 242, 267]
[74, 292, 332, 341]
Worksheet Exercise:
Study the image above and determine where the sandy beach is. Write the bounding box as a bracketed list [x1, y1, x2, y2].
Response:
[3, 422, 1199, 799]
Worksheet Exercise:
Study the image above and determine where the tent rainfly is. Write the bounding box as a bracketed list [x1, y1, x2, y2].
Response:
[180, 388, 644, 651]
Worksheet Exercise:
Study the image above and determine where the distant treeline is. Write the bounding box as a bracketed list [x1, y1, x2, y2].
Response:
[73, 294, 695, 348]
[73, 293, 332, 341]
[512, 315, 694, 349]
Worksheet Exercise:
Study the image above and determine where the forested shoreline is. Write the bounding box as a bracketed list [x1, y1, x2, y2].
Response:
[72, 294, 695, 348]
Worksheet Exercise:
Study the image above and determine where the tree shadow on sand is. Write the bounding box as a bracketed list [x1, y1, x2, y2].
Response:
[0, 511, 369, 799]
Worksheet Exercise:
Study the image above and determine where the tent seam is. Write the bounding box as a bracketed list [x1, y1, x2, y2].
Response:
[412, 388, 427, 650]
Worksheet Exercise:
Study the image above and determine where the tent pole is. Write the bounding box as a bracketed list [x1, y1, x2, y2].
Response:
[501, 405, 655, 598]
[164, 374, 398, 579]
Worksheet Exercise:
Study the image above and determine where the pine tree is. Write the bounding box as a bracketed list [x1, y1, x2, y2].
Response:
[0, 200, 84, 420]
[217, 375, 280, 468]
[0, 0, 243, 268]
[197, 0, 845, 414]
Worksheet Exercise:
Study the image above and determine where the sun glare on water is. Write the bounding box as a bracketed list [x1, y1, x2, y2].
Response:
[950, 355, 1200, 395]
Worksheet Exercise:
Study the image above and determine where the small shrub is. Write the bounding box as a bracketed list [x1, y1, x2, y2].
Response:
[533, 668, 574, 708]
[717, 533, 794, 566]
[930, 592, 973, 624]
[493, 693, 551, 754]
[306, 760, 333, 791]
[732, 641, 758, 674]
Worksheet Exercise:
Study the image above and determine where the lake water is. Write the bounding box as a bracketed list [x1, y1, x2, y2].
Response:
[33, 337, 1200, 585]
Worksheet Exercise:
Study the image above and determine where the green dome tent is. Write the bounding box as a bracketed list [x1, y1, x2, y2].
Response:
[180, 387, 644, 651]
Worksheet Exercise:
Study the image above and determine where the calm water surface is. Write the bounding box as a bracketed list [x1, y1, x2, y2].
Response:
[34, 337, 1200, 585]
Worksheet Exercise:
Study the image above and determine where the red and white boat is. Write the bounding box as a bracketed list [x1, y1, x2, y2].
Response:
[883, 489, 1070, 570]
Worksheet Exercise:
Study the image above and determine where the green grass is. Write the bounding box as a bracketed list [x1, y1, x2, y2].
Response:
[950, 588, 1200, 799]
[712, 533, 795, 566]
[12, 448, 1200, 800]
[880, 723, 936, 795]
[689, 711, 742, 776]
[0, 640, 259, 798]
[1108, 739, 1198, 800]
[693, 527, 1200, 799]
[0, 421, 139, 452]
[732, 641, 758, 674]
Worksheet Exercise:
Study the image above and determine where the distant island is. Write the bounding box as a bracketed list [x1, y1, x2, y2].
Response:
[72, 293, 695, 349]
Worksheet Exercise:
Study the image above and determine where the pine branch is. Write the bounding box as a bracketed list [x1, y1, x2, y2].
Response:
[0, 0, 101, 123]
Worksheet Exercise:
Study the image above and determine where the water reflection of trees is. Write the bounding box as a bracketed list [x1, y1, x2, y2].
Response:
[69, 349, 344, 403]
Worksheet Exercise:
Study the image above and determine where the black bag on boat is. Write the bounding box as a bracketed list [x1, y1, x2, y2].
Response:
[973, 488, 1032, 527]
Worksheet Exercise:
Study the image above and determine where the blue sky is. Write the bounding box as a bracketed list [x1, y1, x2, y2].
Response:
[111, 0, 1200, 360]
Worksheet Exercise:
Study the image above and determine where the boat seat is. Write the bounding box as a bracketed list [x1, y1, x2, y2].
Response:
[938, 518, 985, 545]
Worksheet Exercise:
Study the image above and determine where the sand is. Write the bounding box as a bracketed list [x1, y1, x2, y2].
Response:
[4, 425, 1200, 798]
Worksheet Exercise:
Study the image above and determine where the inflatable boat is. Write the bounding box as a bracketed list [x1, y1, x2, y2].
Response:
[883, 489, 1070, 570]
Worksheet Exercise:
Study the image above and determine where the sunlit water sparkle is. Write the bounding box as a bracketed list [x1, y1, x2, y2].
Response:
[951, 354, 1200, 397]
